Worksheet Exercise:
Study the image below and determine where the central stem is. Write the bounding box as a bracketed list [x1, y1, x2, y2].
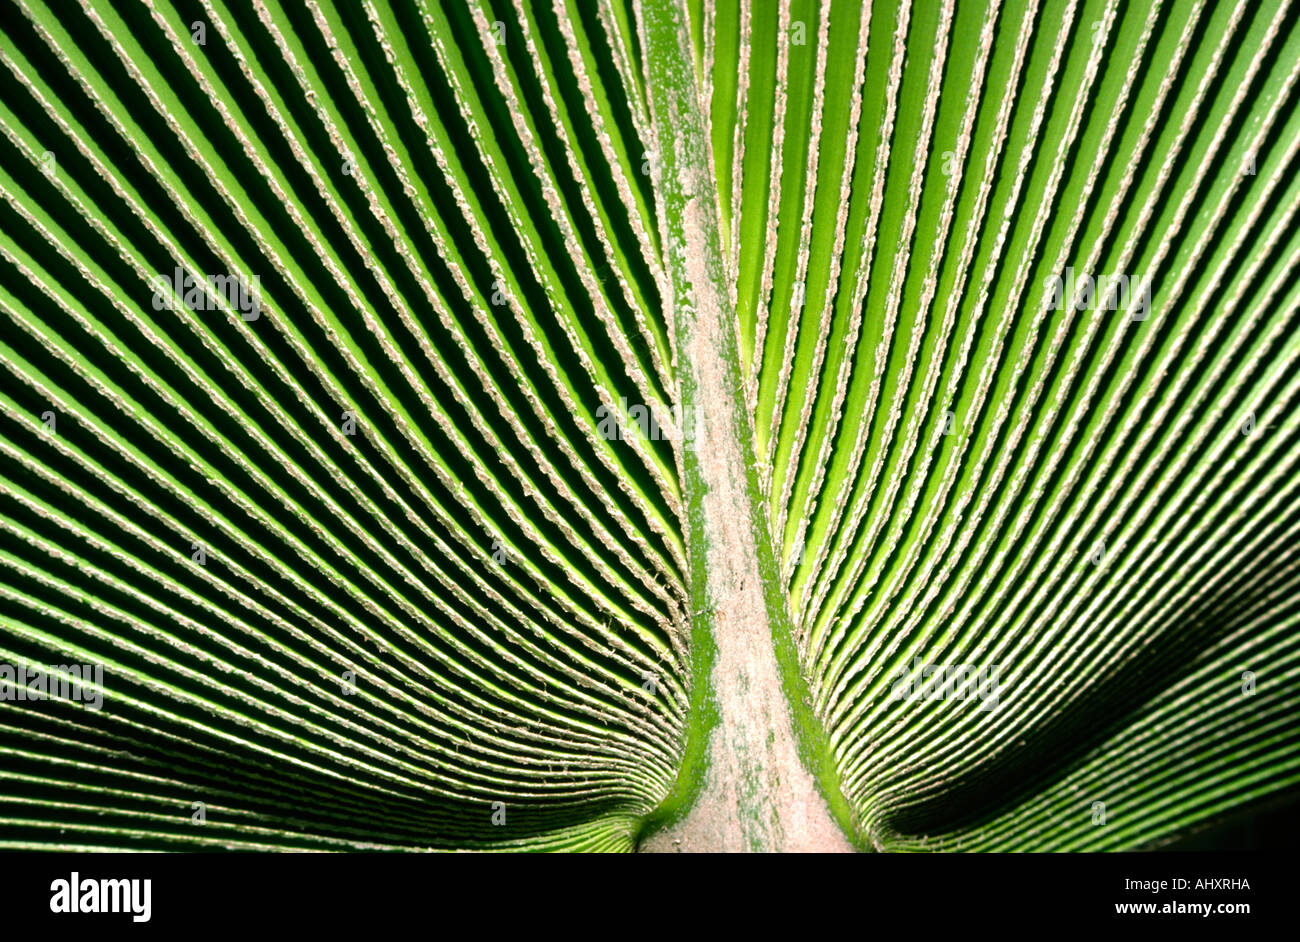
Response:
[636, 0, 856, 853]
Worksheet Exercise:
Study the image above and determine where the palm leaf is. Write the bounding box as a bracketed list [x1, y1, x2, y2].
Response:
[0, 0, 1296, 853]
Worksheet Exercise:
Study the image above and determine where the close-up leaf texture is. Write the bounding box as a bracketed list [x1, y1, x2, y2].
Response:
[0, 0, 1297, 853]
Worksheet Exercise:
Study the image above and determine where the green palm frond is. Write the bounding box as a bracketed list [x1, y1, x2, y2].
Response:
[0, 0, 1296, 853]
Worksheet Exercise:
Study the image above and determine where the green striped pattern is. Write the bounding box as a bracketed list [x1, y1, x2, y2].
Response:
[0, 0, 685, 852]
[0, 0, 1296, 852]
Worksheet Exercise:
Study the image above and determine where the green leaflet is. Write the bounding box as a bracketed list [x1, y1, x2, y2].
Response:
[0, 0, 1296, 853]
